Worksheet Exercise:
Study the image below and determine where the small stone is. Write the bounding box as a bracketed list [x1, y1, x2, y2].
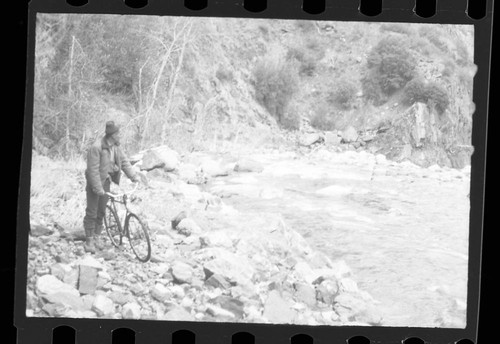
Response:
[36, 267, 50, 276]
[263, 290, 296, 324]
[122, 302, 142, 320]
[206, 304, 236, 319]
[50, 263, 72, 281]
[91, 294, 115, 317]
[108, 291, 134, 306]
[176, 218, 202, 236]
[151, 284, 171, 302]
[130, 283, 147, 296]
[163, 306, 195, 321]
[30, 224, 54, 237]
[293, 283, 317, 307]
[171, 211, 187, 230]
[205, 274, 231, 290]
[171, 261, 194, 284]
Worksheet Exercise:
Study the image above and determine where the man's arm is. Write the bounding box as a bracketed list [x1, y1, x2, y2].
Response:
[118, 147, 138, 181]
[87, 146, 105, 195]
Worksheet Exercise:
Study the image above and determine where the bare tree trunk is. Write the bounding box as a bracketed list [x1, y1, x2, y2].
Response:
[140, 25, 181, 149]
[161, 22, 193, 144]
[66, 35, 76, 158]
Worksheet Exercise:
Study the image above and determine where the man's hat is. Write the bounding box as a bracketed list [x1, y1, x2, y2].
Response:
[105, 121, 120, 135]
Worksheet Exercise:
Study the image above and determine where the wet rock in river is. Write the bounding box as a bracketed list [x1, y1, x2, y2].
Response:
[234, 159, 264, 173]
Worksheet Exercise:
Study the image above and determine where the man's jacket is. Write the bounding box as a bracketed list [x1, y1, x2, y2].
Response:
[85, 137, 136, 195]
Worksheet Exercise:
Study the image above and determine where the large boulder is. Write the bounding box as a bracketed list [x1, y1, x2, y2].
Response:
[140, 146, 179, 172]
[41, 291, 87, 313]
[341, 126, 359, 143]
[36, 274, 80, 298]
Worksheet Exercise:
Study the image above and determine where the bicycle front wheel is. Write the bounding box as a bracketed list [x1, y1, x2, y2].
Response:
[125, 213, 151, 262]
[104, 204, 122, 247]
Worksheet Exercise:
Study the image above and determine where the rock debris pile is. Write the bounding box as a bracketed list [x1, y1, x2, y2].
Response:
[27, 146, 384, 325]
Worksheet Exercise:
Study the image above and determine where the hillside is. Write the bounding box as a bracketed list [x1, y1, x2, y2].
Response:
[33, 15, 475, 168]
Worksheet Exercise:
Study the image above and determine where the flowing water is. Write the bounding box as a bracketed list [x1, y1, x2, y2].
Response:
[211, 150, 470, 327]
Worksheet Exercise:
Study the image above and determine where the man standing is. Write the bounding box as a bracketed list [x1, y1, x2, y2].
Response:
[83, 121, 139, 253]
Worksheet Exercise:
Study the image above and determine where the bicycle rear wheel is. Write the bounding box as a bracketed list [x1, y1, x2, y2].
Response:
[125, 213, 151, 262]
[104, 203, 123, 247]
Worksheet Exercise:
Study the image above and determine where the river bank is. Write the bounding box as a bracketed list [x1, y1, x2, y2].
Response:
[27, 145, 470, 327]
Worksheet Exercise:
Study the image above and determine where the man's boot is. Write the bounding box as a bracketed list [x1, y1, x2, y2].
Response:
[94, 224, 105, 250]
[83, 228, 96, 253]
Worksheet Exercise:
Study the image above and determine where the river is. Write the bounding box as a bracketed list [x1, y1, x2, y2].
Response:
[208, 149, 470, 327]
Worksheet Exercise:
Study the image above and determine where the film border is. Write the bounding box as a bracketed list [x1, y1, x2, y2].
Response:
[15, 0, 494, 343]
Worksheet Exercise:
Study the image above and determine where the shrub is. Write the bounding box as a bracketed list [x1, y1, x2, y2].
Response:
[455, 40, 470, 66]
[402, 78, 450, 114]
[425, 82, 450, 114]
[310, 111, 337, 131]
[253, 58, 300, 124]
[295, 20, 316, 32]
[331, 80, 358, 109]
[361, 71, 386, 105]
[286, 46, 317, 76]
[441, 59, 457, 78]
[280, 111, 302, 130]
[379, 23, 413, 35]
[215, 66, 234, 82]
[418, 26, 449, 54]
[363, 35, 417, 98]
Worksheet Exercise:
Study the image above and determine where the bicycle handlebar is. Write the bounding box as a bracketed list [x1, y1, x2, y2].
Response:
[106, 182, 139, 199]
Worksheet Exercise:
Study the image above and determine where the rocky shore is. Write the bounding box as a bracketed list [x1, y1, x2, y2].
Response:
[27, 145, 384, 325]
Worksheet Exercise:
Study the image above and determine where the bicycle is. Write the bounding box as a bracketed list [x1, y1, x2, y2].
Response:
[104, 182, 152, 262]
